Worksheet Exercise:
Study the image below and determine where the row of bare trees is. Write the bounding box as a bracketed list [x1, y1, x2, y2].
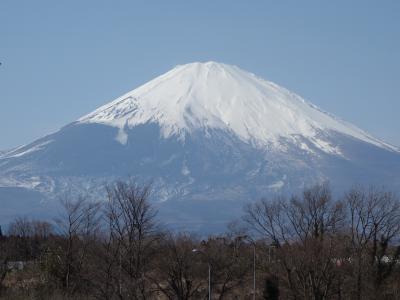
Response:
[244, 184, 400, 300]
[0, 181, 400, 299]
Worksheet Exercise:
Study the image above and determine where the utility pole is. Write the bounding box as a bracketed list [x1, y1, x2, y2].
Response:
[192, 248, 211, 300]
[238, 235, 257, 300]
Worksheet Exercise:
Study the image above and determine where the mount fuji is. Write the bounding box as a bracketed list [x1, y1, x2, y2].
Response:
[1, 62, 399, 231]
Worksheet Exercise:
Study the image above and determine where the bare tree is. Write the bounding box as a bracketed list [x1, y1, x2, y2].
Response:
[105, 180, 158, 300]
[244, 184, 345, 300]
[152, 233, 203, 300]
[7, 218, 54, 260]
[0, 232, 9, 294]
[207, 236, 252, 300]
[8, 216, 33, 238]
[31, 220, 53, 239]
[345, 186, 400, 299]
[88, 230, 120, 300]
[7, 216, 34, 260]
[50, 196, 101, 295]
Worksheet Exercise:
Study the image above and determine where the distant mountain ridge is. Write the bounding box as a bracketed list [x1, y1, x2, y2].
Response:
[1, 62, 399, 232]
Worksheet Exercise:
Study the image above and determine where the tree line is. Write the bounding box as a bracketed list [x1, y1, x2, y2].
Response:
[0, 181, 400, 299]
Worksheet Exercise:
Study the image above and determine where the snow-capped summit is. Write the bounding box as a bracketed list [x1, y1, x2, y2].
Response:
[1, 62, 400, 232]
[78, 62, 397, 152]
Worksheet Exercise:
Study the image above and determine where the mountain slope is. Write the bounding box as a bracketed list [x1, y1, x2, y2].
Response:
[78, 62, 396, 152]
[1, 62, 399, 232]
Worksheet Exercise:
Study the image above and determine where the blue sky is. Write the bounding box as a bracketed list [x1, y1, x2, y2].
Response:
[0, 1, 399, 149]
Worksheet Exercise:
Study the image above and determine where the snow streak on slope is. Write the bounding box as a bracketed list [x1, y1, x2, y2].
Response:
[78, 62, 397, 153]
[1, 140, 53, 159]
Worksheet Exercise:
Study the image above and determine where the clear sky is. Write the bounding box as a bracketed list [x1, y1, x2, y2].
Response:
[0, 1, 399, 150]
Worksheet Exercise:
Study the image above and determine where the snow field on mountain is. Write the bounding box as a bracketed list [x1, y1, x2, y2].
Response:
[79, 62, 397, 153]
